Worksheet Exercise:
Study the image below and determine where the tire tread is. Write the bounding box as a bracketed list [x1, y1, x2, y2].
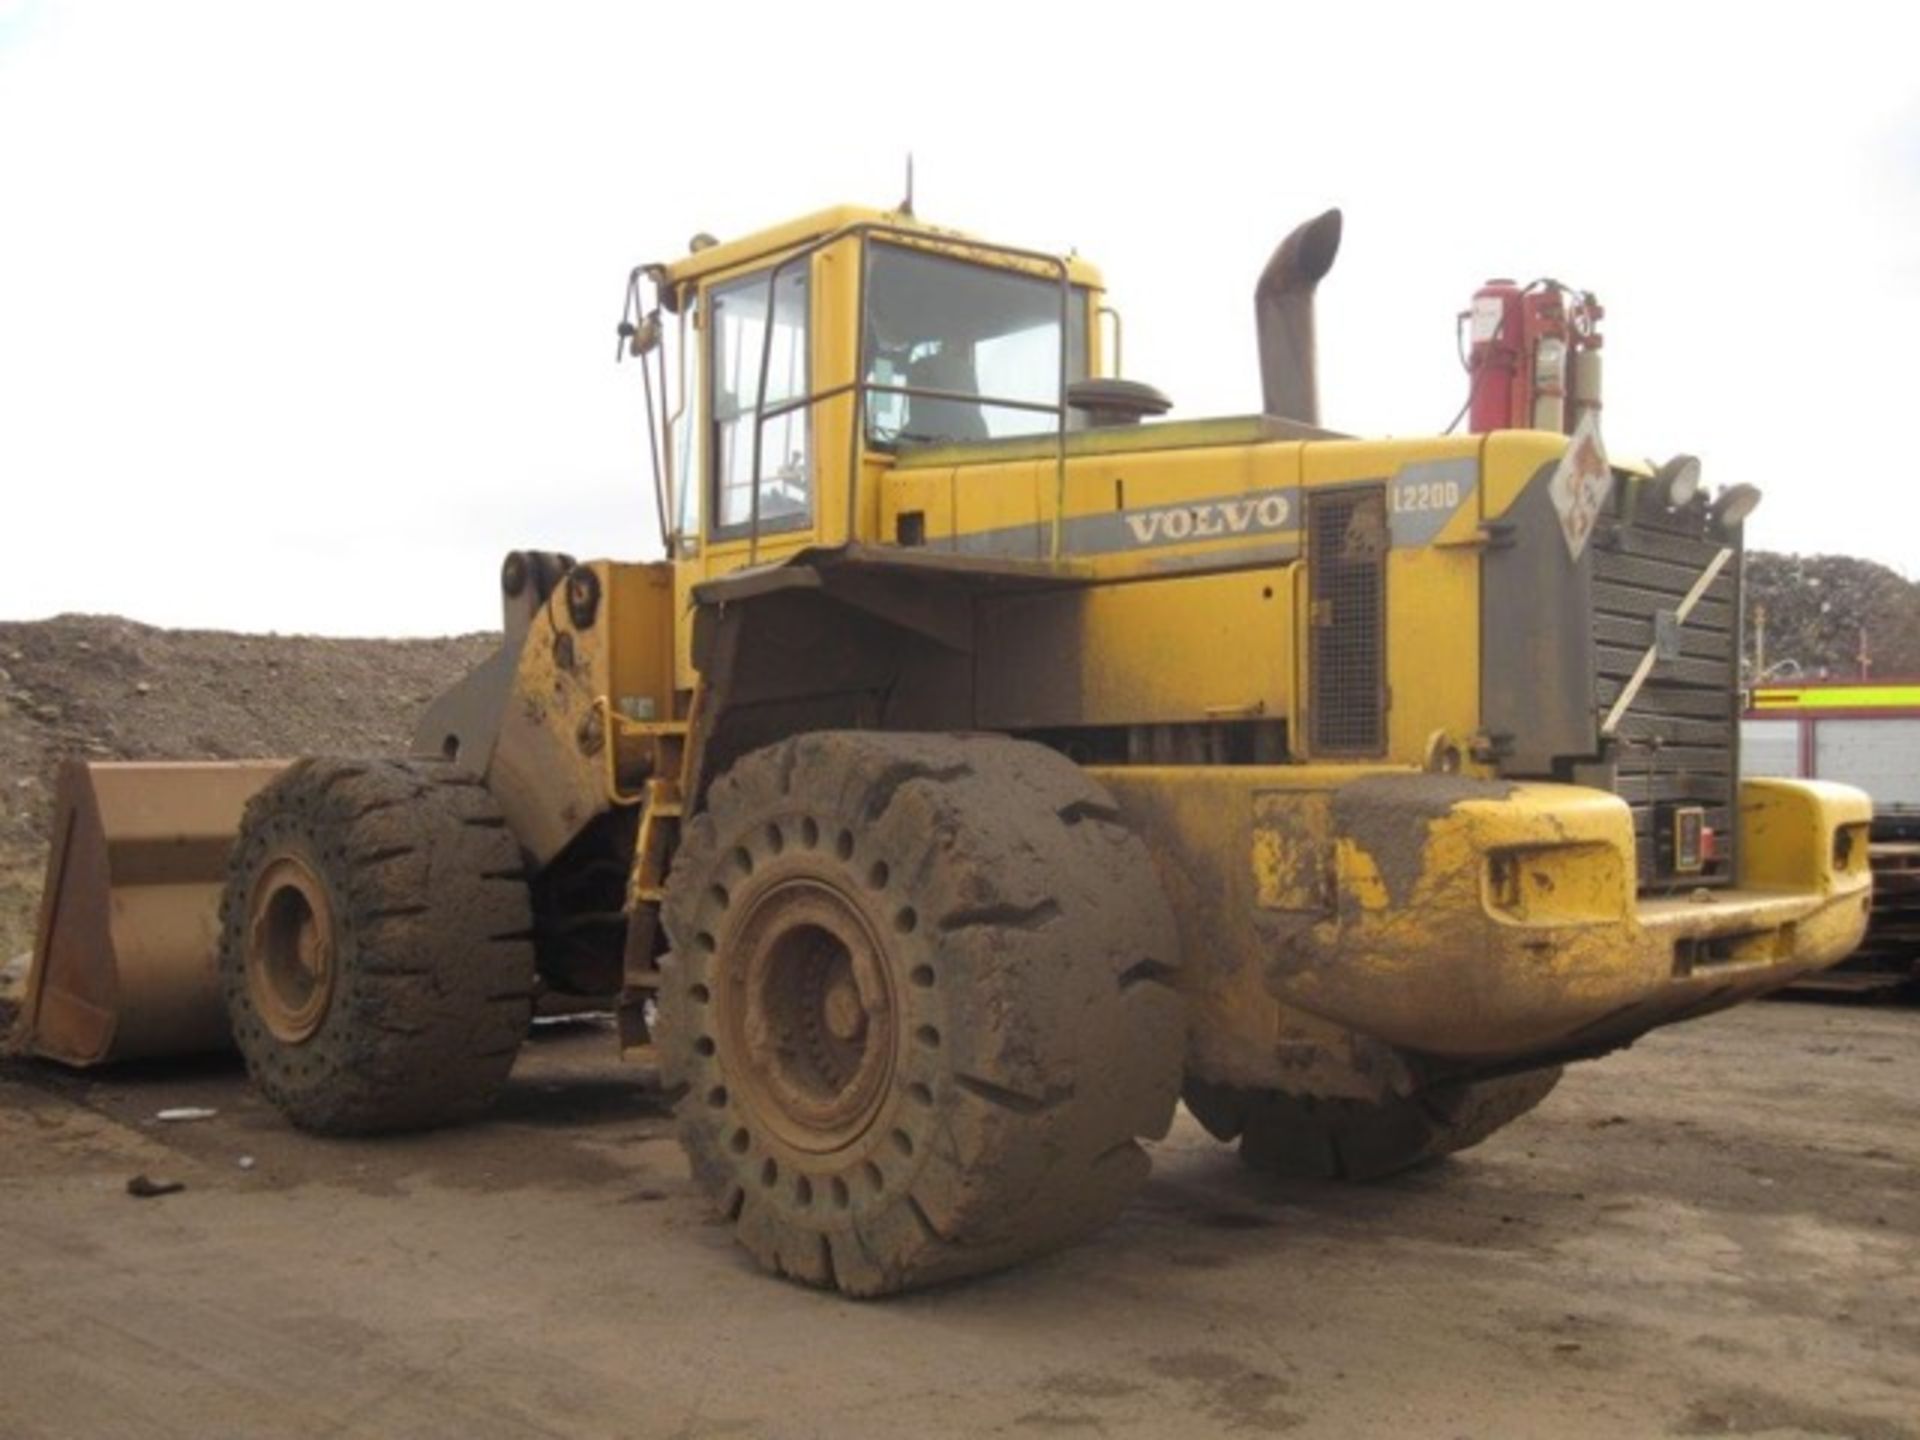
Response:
[219, 757, 536, 1136]
[659, 731, 1183, 1295]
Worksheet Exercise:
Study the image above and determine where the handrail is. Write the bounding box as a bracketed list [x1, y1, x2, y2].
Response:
[1099, 304, 1124, 378]
[749, 379, 1061, 428]
[591, 696, 650, 807]
[618, 268, 678, 560]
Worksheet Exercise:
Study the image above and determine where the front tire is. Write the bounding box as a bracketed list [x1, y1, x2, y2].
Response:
[658, 732, 1184, 1296]
[219, 757, 537, 1135]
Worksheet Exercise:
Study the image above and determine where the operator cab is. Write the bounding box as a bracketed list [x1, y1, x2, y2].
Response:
[623, 205, 1119, 563]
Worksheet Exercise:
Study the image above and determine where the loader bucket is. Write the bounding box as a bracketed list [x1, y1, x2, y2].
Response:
[16, 760, 287, 1066]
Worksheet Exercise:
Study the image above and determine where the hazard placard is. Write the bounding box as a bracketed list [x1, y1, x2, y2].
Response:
[1548, 411, 1612, 561]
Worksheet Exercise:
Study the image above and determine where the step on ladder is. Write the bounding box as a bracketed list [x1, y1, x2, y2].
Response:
[594, 696, 700, 1059]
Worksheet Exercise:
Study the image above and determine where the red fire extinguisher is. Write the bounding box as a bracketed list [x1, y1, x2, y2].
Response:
[1465, 280, 1603, 435]
[1466, 279, 1523, 432]
[1523, 289, 1571, 433]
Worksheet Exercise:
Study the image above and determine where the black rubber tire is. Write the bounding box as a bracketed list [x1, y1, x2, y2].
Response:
[1185, 1068, 1562, 1182]
[219, 757, 537, 1135]
[657, 732, 1185, 1296]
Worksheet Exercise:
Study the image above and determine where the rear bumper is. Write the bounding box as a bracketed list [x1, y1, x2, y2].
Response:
[1253, 773, 1872, 1060]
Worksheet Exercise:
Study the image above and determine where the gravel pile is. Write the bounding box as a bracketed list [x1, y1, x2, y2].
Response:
[0, 614, 495, 964]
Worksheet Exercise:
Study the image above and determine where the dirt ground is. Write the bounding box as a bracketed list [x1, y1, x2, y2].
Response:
[2, 999, 1914, 1440]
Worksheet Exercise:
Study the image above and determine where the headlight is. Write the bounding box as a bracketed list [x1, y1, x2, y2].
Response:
[1653, 453, 1702, 508]
[1710, 483, 1762, 530]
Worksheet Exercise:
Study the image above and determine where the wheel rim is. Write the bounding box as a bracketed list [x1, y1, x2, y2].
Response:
[724, 878, 897, 1156]
[245, 853, 338, 1044]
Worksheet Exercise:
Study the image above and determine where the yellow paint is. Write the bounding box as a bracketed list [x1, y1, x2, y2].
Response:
[1738, 778, 1872, 890]
[893, 415, 1308, 470]
[1095, 766, 1868, 1081]
[577, 209, 1874, 1098]
[492, 561, 673, 865]
[1383, 541, 1478, 760]
[1485, 842, 1629, 926]
[1480, 429, 1570, 519]
[661, 209, 1513, 782]
[658, 204, 1104, 293]
[605, 563, 676, 717]
[976, 567, 1293, 728]
[1751, 684, 1920, 711]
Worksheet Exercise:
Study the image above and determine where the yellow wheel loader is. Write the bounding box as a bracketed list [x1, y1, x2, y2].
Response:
[14, 203, 1872, 1295]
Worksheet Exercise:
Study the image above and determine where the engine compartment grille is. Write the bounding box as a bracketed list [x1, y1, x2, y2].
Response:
[1592, 495, 1741, 889]
[1309, 487, 1387, 755]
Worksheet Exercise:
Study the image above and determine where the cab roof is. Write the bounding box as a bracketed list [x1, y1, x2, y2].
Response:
[654, 204, 1104, 291]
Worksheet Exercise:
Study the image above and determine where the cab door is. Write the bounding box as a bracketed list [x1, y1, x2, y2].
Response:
[702, 261, 817, 558]
[671, 257, 820, 688]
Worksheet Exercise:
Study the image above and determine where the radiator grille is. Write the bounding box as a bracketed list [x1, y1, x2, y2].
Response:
[1592, 501, 1741, 888]
[1309, 487, 1387, 755]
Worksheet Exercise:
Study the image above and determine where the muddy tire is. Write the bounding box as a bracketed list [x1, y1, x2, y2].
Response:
[657, 732, 1184, 1296]
[1185, 1068, 1562, 1182]
[219, 757, 537, 1135]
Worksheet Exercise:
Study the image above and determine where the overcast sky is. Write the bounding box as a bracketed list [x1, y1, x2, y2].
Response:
[3, 1, 1916, 636]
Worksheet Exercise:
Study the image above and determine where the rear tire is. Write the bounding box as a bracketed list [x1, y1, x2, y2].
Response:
[1185, 1068, 1562, 1182]
[219, 757, 536, 1135]
[658, 732, 1184, 1296]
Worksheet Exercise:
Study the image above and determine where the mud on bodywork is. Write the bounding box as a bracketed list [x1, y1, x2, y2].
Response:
[1253, 773, 1638, 1059]
[1248, 771, 1866, 1065]
[1102, 763, 1869, 1099]
[1327, 774, 1518, 908]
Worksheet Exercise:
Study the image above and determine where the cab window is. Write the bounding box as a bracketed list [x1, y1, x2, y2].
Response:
[669, 310, 699, 548]
[710, 264, 810, 536]
[863, 245, 1088, 448]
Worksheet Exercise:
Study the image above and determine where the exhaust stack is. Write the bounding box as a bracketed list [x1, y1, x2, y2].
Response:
[1255, 208, 1343, 425]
